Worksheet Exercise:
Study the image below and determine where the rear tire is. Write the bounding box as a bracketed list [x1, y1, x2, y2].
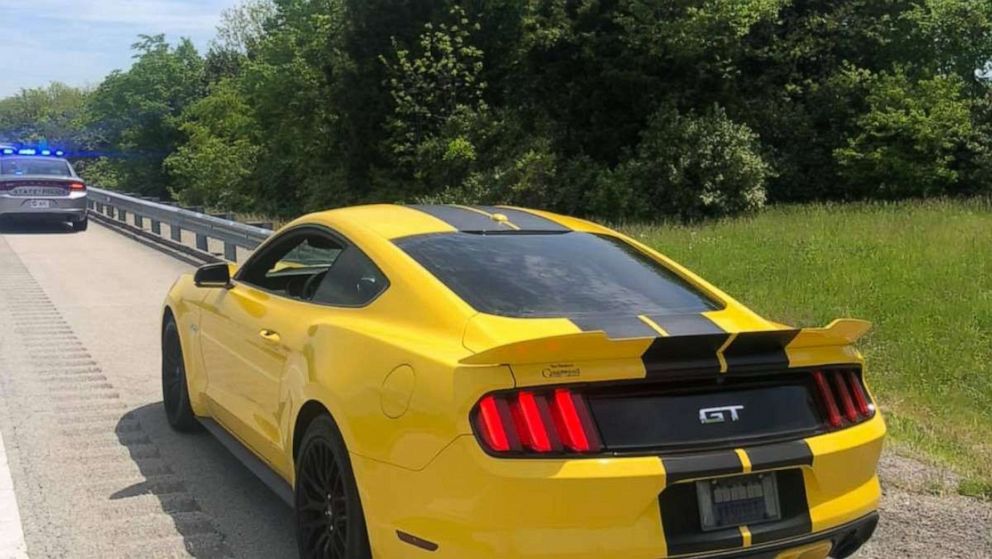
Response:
[295, 416, 371, 559]
[72, 217, 88, 232]
[161, 318, 202, 432]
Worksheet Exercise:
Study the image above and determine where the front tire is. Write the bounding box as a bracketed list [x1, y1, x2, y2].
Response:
[295, 416, 371, 559]
[161, 318, 202, 432]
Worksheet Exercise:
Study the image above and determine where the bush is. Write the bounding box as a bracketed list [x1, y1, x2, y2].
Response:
[611, 106, 770, 220]
[835, 70, 976, 199]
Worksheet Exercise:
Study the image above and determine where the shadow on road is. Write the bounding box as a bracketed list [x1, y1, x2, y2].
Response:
[0, 219, 75, 235]
[115, 403, 296, 558]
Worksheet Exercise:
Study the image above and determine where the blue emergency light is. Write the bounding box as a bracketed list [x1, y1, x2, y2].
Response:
[0, 147, 67, 157]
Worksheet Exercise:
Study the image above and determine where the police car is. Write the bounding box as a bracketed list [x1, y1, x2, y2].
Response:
[0, 146, 87, 231]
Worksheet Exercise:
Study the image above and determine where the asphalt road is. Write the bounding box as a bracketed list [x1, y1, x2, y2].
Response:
[0, 221, 295, 558]
[0, 219, 989, 558]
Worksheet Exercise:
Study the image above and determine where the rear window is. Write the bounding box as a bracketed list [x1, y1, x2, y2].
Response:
[395, 232, 719, 318]
[0, 157, 72, 177]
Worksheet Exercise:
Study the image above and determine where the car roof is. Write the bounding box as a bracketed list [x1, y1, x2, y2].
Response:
[298, 204, 613, 240]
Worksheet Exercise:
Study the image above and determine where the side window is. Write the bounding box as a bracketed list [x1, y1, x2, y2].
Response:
[310, 246, 388, 306]
[239, 232, 342, 300]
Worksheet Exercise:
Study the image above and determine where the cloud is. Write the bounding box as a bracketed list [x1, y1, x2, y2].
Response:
[4, 0, 229, 31]
[0, 0, 240, 97]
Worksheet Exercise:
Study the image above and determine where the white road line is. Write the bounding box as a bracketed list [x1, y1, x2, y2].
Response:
[0, 430, 27, 559]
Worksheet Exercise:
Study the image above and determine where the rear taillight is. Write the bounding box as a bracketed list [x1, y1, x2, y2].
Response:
[812, 369, 875, 430]
[472, 388, 603, 455]
[69, 182, 86, 191]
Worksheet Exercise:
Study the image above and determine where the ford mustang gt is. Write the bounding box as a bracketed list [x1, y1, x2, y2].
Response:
[162, 204, 884, 559]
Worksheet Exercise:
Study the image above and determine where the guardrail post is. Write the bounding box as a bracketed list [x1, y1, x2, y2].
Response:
[170, 224, 182, 242]
[134, 214, 144, 229]
[107, 206, 115, 219]
[118, 208, 127, 223]
[224, 242, 238, 262]
[196, 233, 209, 252]
[151, 219, 161, 235]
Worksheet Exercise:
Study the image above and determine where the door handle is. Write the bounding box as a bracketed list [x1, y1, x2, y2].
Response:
[258, 329, 281, 343]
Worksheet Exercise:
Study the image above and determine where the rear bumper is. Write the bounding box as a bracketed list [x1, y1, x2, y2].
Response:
[354, 414, 885, 558]
[0, 192, 87, 219]
[686, 512, 877, 559]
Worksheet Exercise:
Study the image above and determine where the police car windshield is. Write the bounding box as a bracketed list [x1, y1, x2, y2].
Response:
[0, 157, 72, 177]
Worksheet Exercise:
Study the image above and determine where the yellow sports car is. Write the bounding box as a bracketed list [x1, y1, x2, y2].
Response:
[162, 204, 884, 559]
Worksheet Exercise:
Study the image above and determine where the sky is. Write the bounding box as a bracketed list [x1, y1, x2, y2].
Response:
[0, 0, 241, 97]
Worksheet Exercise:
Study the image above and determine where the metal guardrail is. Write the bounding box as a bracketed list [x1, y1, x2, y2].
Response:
[86, 187, 272, 263]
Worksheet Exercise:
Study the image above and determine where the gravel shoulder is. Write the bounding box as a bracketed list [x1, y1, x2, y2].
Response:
[857, 450, 992, 558]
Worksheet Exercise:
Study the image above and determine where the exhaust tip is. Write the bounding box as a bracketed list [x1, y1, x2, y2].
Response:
[830, 513, 879, 558]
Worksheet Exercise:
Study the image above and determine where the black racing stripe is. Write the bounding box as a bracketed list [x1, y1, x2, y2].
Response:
[659, 464, 812, 555]
[661, 450, 743, 485]
[473, 206, 570, 231]
[749, 469, 811, 545]
[724, 330, 800, 373]
[641, 333, 730, 377]
[569, 315, 658, 339]
[745, 440, 813, 471]
[659, 481, 744, 556]
[646, 313, 726, 336]
[407, 205, 512, 232]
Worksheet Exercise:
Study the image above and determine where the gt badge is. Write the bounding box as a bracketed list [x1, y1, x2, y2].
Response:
[699, 405, 744, 424]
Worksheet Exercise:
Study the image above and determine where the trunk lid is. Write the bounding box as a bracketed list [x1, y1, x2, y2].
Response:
[463, 317, 872, 454]
[0, 176, 81, 196]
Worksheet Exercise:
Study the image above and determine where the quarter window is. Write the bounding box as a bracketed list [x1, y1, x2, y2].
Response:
[310, 247, 387, 306]
[238, 228, 387, 306]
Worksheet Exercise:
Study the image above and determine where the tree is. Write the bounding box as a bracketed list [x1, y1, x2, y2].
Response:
[84, 35, 206, 197]
[381, 6, 487, 193]
[164, 79, 260, 209]
[0, 83, 88, 148]
[206, 0, 277, 82]
[11, 0, 984, 217]
[835, 70, 976, 198]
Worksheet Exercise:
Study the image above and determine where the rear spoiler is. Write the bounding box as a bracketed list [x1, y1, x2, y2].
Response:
[459, 318, 871, 369]
[787, 319, 871, 349]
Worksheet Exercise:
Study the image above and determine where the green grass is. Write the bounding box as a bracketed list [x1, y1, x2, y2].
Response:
[622, 199, 992, 493]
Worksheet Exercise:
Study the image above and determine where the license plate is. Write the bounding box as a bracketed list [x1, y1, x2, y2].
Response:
[696, 473, 781, 531]
[26, 200, 52, 209]
[12, 187, 64, 197]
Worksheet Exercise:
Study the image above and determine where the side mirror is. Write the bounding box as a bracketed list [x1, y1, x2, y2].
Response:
[194, 262, 232, 288]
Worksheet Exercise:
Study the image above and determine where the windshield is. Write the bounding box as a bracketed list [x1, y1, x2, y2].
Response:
[395, 232, 720, 318]
[0, 157, 72, 177]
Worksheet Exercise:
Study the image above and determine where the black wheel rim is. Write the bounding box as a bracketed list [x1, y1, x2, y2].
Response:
[162, 326, 184, 422]
[298, 439, 348, 558]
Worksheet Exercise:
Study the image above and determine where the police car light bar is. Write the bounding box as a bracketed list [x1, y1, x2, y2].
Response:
[0, 147, 66, 157]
